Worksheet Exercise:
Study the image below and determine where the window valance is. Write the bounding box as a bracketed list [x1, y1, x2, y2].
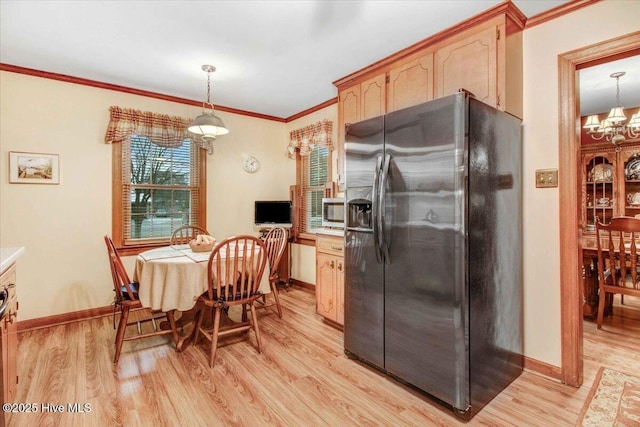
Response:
[288, 120, 333, 158]
[104, 106, 193, 148]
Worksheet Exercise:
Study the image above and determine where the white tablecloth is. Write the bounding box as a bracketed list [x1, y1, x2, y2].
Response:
[133, 245, 270, 312]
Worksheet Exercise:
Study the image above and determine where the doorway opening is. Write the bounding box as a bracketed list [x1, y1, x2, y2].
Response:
[558, 32, 640, 387]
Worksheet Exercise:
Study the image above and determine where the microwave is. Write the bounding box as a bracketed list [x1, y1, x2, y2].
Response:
[322, 198, 345, 229]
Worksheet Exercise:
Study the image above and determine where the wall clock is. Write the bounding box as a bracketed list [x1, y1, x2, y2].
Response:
[242, 155, 260, 173]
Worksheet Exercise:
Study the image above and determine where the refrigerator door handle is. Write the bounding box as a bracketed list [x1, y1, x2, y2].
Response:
[379, 153, 391, 264]
[372, 155, 383, 264]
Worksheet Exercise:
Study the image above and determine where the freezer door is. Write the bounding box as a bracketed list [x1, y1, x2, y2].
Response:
[344, 116, 385, 369]
[467, 98, 523, 412]
[383, 93, 470, 410]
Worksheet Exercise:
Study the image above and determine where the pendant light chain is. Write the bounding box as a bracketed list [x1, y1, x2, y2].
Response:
[615, 74, 621, 107]
[206, 70, 212, 107]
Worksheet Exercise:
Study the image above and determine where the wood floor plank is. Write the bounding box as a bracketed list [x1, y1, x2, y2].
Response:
[8, 289, 640, 426]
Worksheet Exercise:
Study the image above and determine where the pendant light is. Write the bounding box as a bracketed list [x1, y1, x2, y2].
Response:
[189, 65, 229, 154]
[583, 71, 640, 148]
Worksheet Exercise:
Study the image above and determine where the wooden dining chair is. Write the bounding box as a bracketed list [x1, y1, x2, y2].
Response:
[193, 235, 268, 367]
[170, 225, 210, 245]
[595, 217, 640, 329]
[104, 236, 179, 364]
[261, 227, 288, 318]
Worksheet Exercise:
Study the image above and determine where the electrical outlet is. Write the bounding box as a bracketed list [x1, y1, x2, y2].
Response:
[535, 169, 558, 188]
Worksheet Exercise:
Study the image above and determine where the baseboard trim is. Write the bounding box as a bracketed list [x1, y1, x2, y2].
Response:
[18, 305, 114, 332]
[523, 356, 562, 382]
[17, 282, 316, 332]
[289, 279, 315, 291]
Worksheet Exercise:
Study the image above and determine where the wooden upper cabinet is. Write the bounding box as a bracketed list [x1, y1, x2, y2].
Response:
[387, 52, 434, 113]
[333, 3, 525, 188]
[435, 25, 497, 108]
[361, 74, 386, 120]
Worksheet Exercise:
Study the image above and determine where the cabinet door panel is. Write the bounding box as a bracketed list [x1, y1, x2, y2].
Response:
[337, 85, 362, 188]
[336, 258, 344, 326]
[388, 53, 434, 112]
[582, 151, 617, 231]
[0, 266, 17, 408]
[619, 147, 640, 218]
[316, 253, 337, 321]
[435, 26, 497, 106]
[361, 74, 386, 120]
[340, 86, 361, 127]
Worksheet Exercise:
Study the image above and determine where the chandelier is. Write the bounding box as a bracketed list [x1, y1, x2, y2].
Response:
[583, 71, 640, 147]
[188, 65, 229, 155]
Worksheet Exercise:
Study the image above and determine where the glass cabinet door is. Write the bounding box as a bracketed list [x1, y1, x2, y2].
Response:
[585, 156, 614, 228]
[623, 150, 640, 217]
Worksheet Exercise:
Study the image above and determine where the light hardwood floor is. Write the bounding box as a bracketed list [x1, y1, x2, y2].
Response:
[9, 289, 640, 427]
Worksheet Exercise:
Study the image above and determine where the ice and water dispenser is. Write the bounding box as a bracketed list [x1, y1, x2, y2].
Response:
[347, 187, 373, 230]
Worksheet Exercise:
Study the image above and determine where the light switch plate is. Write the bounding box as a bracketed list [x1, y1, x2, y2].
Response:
[535, 169, 558, 188]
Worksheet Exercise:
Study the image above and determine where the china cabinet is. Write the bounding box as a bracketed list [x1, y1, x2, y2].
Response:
[580, 142, 640, 318]
[581, 143, 640, 242]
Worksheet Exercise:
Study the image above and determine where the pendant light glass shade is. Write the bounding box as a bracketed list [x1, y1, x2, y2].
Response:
[188, 110, 229, 139]
[583, 115, 601, 130]
[606, 106, 626, 124]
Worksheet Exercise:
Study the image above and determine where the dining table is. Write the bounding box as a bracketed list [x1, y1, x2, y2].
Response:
[133, 243, 270, 351]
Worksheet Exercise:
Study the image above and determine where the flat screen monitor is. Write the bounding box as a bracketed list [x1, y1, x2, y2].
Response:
[254, 200, 292, 228]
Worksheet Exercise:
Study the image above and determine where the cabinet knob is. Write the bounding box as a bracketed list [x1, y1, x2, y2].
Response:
[330, 261, 335, 268]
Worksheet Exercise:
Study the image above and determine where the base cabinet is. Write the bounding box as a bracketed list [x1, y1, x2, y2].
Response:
[316, 234, 344, 326]
[0, 263, 18, 427]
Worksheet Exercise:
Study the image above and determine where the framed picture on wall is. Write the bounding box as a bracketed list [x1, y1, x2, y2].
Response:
[9, 151, 60, 184]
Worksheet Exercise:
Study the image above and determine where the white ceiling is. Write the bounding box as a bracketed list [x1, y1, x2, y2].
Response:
[579, 56, 640, 116]
[1, 0, 635, 119]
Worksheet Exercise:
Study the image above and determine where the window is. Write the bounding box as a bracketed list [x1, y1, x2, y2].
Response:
[295, 145, 331, 238]
[290, 120, 334, 240]
[108, 107, 206, 253]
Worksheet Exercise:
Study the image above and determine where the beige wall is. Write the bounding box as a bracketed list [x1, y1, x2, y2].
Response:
[521, 1, 639, 366]
[286, 104, 339, 285]
[0, 72, 293, 320]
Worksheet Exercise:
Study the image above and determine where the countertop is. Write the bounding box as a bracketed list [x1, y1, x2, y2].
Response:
[0, 247, 25, 274]
[316, 228, 345, 237]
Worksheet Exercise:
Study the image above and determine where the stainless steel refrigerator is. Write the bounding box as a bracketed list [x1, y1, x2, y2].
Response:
[344, 92, 523, 419]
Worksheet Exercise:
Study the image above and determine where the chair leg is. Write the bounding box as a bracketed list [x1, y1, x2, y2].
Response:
[166, 310, 179, 346]
[249, 303, 262, 353]
[270, 280, 283, 318]
[209, 306, 222, 368]
[192, 306, 205, 346]
[114, 307, 130, 364]
[597, 289, 607, 329]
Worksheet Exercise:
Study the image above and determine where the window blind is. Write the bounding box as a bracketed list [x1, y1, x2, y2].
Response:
[121, 135, 201, 244]
[297, 145, 329, 233]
